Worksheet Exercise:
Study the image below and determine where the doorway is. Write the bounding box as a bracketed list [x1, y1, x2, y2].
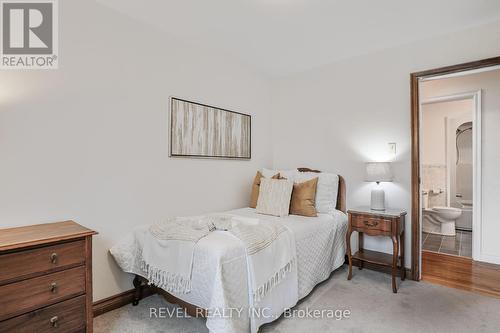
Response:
[420, 91, 479, 260]
[410, 56, 500, 297]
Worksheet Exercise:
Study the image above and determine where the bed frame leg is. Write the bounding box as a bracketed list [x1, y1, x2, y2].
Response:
[132, 275, 144, 306]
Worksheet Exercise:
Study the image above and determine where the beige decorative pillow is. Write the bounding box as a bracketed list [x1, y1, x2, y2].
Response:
[256, 178, 294, 217]
[294, 171, 339, 214]
[290, 177, 318, 217]
[250, 171, 279, 208]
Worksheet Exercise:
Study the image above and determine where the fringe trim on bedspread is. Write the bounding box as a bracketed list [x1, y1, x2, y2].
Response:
[140, 260, 192, 294]
[253, 258, 295, 304]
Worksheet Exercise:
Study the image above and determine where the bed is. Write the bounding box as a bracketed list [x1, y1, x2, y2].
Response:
[110, 168, 347, 333]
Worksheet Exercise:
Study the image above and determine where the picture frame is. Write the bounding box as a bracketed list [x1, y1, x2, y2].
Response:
[169, 97, 251, 159]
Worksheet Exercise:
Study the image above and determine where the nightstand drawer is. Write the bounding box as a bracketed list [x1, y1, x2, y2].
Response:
[351, 215, 391, 232]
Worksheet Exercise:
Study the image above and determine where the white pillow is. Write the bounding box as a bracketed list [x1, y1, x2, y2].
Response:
[294, 171, 339, 214]
[262, 168, 296, 181]
[256, 178, 294, 217]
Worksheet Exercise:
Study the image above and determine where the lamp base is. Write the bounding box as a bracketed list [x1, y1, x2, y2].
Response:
[370, 188, 385, 211]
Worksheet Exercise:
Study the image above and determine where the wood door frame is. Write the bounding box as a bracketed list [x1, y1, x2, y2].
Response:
[410, 56, 500, 281]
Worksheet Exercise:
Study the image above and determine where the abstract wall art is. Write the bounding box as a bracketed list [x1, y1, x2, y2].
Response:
[169, 97, 251, 159]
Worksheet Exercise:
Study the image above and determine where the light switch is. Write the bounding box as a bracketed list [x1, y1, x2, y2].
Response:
[388, 142, 397, 156]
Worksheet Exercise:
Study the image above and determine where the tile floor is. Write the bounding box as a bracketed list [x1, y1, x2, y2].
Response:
[422, 230, 472, 258]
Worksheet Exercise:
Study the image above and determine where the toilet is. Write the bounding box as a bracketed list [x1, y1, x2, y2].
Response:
[423, 207, 462, 236]
[422, 190, 462, 236]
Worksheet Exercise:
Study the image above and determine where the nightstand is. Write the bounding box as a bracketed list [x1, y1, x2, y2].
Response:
[346, 206, 407, 293]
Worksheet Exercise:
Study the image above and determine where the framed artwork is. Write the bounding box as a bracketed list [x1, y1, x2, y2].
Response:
[169, 97, 251, 159]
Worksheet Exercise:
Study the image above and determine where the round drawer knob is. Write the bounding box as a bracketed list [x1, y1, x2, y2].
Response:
[50, 316, 59, 328]
[50, 282, 57, 293]
[50, 253, 58, 264]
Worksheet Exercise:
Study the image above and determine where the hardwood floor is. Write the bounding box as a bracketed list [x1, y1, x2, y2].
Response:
[422, 250, 500, 298]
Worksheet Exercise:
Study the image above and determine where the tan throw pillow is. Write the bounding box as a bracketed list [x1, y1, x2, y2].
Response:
[256, 178, 294, 217]
[250, 171, 279, 208]
[290, 177, 318, 217]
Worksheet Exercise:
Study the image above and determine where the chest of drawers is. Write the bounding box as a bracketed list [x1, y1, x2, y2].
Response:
[0, 221, 97, 333]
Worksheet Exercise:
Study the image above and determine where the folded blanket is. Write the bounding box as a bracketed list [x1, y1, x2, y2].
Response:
[142, 216, 210, 293]
[142, 214, 296, 303]
[228, 215, 295, 303]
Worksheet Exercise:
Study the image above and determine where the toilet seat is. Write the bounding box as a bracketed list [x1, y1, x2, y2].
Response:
[432, 206, 461, 212]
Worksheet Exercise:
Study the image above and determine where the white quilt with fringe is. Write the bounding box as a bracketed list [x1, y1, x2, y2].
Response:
[110, 208, 347, 333]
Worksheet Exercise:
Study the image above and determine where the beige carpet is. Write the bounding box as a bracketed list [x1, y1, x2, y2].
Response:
[94, 266, 500, 333]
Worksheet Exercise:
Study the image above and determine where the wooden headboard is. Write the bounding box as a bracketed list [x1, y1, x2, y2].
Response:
[297, 168, 346, 213]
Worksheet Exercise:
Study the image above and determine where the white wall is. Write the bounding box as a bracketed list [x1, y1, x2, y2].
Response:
[0, 1, 273, 300]
[421, 99, 472, 166]
[270, 20, 500, 266]
[2, 2, 500, 303]
[421, 69, 500, 264]
[421, 100, 473, 208]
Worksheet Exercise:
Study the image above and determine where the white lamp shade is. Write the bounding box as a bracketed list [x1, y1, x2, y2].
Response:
[365, 162, 393, 182]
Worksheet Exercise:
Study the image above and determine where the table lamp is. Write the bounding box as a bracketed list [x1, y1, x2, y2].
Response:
[365, 162, 393, 211]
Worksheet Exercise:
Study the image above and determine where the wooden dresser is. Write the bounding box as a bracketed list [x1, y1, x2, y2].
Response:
[0, 221, 97, 333]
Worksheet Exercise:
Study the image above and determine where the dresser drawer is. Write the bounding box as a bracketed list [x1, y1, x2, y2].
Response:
[0, 240, 85, 285]
[351, 215, 392, 233]
[0, 266, 86, 321]
[0, 296, 86, 333]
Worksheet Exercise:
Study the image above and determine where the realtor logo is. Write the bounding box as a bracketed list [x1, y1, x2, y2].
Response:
[1, 0, 58, 69]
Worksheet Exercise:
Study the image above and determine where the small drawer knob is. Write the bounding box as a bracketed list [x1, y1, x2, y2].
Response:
[50, 252, 58, 264]
[50, 282, 57, 293]
[50, 316, 59, 328]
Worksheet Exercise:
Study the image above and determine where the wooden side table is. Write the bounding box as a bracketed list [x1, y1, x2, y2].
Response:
[346, 207, 407, 293]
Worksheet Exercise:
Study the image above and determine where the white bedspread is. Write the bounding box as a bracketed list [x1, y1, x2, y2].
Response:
[110, 208, 347, 333]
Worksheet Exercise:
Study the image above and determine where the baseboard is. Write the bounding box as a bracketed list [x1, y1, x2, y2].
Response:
[93, 286, 156, 317]
[478, 253, 500, 266]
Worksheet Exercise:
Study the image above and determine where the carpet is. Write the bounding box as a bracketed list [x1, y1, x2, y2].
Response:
[94, 266, 500, 333]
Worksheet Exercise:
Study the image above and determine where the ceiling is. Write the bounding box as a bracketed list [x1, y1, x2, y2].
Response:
[97, 0, 500, 77]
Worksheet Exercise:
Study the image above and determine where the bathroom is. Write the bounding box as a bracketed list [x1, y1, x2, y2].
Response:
[415, 63, 500, 287]
[420, 96, 474, 258]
